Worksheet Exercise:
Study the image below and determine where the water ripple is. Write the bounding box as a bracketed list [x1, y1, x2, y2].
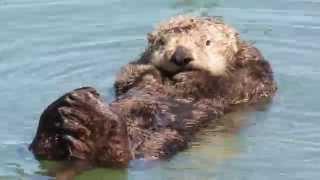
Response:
[0, 0, 320, 179]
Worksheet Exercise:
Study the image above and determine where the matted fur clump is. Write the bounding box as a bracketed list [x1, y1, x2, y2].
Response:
[30, 16, 277, 168]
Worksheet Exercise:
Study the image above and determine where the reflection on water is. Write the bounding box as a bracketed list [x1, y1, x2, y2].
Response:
[1, 0, 320, 179]
[173, 0, 222, 9]
[172, 0, 223, 16]
[35, 160, 128, 180]
[77, 169, 128, 180]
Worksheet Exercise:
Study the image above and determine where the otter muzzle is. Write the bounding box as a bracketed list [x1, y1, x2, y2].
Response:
[170, 46, 194, 66]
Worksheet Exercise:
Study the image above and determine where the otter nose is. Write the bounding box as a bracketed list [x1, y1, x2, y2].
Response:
[171, 46, 194, 66]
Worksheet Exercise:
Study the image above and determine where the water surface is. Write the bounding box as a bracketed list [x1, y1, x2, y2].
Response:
[1, 0, 320, 179]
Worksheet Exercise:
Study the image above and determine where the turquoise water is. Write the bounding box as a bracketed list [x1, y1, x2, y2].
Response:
[1, 0, 320, 179]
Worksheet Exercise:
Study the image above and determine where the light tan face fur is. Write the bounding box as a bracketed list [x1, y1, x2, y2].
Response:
[147, 16, 240, 76]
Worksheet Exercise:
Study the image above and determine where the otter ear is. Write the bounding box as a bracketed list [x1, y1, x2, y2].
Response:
[147, 33, 156, 44]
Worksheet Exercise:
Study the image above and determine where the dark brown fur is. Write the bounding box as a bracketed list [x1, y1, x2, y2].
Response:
[29, 41, 276, 167]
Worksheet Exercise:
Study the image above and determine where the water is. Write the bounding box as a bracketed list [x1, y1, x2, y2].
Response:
[0, 0, 320, 179]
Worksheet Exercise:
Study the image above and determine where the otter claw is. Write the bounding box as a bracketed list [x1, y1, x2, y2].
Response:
[58, 107, 86, 122]
[64, 87, 100, 108]
[58, 107, 91, 139]
[63, 135, 89, 160]
[74, 87, 99, 95]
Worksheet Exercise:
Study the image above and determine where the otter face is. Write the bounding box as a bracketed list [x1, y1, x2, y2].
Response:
[147, 16, 239, 76]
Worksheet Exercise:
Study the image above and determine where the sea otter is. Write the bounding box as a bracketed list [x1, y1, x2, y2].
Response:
[29, 16, 277, 167]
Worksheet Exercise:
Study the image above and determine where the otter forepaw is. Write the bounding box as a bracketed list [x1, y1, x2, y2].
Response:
[30, 87, 130, 165]
[172, 71, 195, 82]
[57, 107, 91, 140]
[62, 135, 90, 160]
[65, 87, 106, 112]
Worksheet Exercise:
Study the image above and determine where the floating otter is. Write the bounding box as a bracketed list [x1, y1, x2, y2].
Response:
[29, 16, 277, 167]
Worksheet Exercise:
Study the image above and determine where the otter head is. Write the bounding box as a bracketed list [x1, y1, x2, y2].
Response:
[146, 16, 240, 76]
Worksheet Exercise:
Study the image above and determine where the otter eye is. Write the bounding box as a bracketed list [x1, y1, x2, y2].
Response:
[206, 40, 211, 46]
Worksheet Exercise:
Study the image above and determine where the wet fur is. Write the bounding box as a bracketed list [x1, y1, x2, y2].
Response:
[30, 17, 277, 167]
